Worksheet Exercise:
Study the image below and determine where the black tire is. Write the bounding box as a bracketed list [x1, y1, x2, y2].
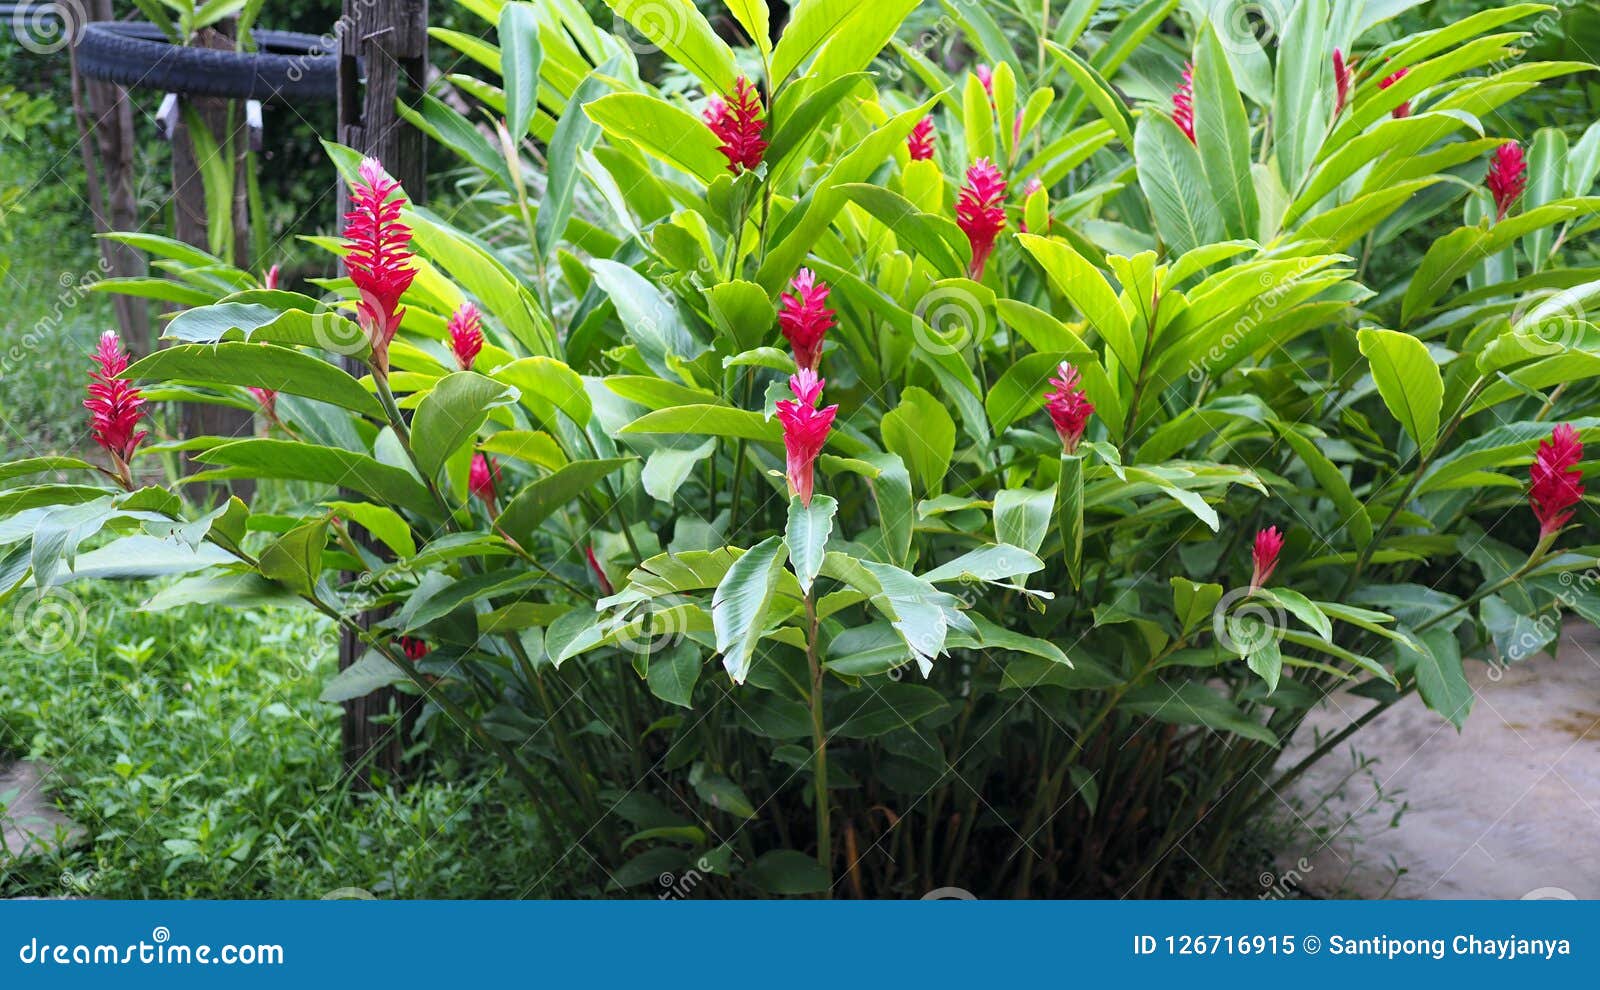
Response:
[74, 22, 341, 102]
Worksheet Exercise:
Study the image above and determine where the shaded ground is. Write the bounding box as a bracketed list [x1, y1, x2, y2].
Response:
[1280, 620, 1600, 899]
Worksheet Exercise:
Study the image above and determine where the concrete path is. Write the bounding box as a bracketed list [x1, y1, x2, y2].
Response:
[1279, 620, 1600, 899]
[1, 760, 84, 860]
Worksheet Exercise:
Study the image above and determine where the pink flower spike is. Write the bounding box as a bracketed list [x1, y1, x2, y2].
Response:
[1172, 63, 1196, 143]
[1044, 361, 1094, 453]
[774, 369, 837, 507]
[343, 157, 416, 379]
[703, 76, 767, 173]
[956, 158, 1007, 280]
[247, 386, 277, 419]
[263, 264, 280, 290]
[778, 269, 834, 371]
[1379, 67, 1410, 118]
[1250, 526, 1284, 590]
[1487, 141, 1528, 222]
[1531, 424, 1584, 541]
[1333, 49, 1352, 116]
[447, 302, 485, 370]
[469, 452, 501, 504]
[907, 116, 936, 161]
[974, 64, 994, 100]
[84, 330, 147, 474]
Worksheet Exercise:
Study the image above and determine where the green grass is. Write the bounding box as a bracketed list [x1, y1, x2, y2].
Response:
[0, 583, 566, 898]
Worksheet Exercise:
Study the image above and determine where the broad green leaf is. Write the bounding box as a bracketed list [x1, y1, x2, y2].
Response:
[535, 59, 616, 257]
[647, 641, 702, 708]
[623, 405, 780, 443]
[1134, 110, 1224, 257]
[586, 93, 727, 184]
[725, 0, 770, 53]
[1523, 128, 1568, 273]
[1015, 233, 1135, 373]
[712, 536, 788, 683]
[1397, 626, 1472, 729]
[1058, 453, 1084, 588]
[1121, 682, 1276, 745]
[993, 487, 1054, 555]
[499, 1, 542, 141]
[880, 386, 954, 496]
[322, 501, 417, 558]
[1271, 0, 1329, 189]
[495, 458, 633, 544]
[194, 440, 436, 515]
[785, 494, 836, 595]
[1192, 22, 1258, 240]
[1357, 327, 1443, 453]
[412, 371, 517, 483]
[256, 518, 328, 596]
[607, 0, 736, 92]
[126, 342, 380, 417]
[320, 650, 405, 703]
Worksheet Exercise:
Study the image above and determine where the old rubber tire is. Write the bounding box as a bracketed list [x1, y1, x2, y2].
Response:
[74, 22, 340, 102]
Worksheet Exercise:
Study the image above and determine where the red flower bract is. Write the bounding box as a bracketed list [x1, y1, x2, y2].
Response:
[1333, 49, 1352, 116]
[1380, 67, 1410, 117]
[585, 545, 615, 597]
[956, 158, 1007, 280]
[343, 157, 416, 378]
[248, 386, 277, 419]
[774, 368, 837, 507]
[1487, 140, 1528, 221]
[399, 636, 429, 661]
[1172, 62, 1195, 143]
[1251, 526, 1284, 590]
[1531, 423, 1584, 540]
[469, 452, 501, 503]
[263, 264, 280, 290]
[84, 330, 147, 469]
[974, 64, 994, 99]
[778, 268, 834, 371]
[907, 116, 936, 161]
[1044, 361, 1093, 453]
[448, 302, 485, 370]
[704, 76, 767, 173]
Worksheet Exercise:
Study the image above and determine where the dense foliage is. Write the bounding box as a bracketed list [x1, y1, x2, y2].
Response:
[9, 0, 1600, 896]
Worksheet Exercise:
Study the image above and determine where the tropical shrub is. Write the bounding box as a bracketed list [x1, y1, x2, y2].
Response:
[19, 0, 1600, 896]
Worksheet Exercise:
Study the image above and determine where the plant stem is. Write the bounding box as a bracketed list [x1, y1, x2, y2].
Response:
[803, 593, 832, 890]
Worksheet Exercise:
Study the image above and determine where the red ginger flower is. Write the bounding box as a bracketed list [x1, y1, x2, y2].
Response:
[907, 116, 936, 161]
[84, 330, 147, 473]
[447, 302, 485, 370]
[956, 158, 1007, 280]
[1250, 526, 1284, 590]
[1045, 362, 1094, 453]
[1172, 63, 1196, 143]
[775, 368, 837, 507]
[248, 386, 277, 419]
[974, 64, 994, 99]
[399, 636, 429, 661]
[585, 545, 614, 597]
[263, 264, 280, 290]
[1487, 141, 1528, 222]
[1333, 49, 1352, 116]
[343, 157, 416, 378]
[1531, 423, 1584, 541]
[469, 452, 501, 504]
[1379, 67, 1410, 117]
[704, 76, 767, 173]
[778, 269, 834, 371]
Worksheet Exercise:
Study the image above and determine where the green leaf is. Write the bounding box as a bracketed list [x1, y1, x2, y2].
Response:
[535, 59, 616, 258]
[1192, 22, 1259, 241]
[125, 342, 381, 417]
[1271, 0, 1329, 189]
[622, 405, 781, 443]
[1247, 637, 1283, 693]
[785, 495, 836, 595]
[1058, 453, 1085, 588]
[747, 850, 830, 895]
[586, 93, 727, 184]
[1397, 626, 1472, 729]
[838, 184, 966, 277]
[770, 0, 856, 83]
[647, 641, 702, 708]
[861, 451, 913, 567]
[1015, 234, 1134, 373]
[494, 357, 592, 431]
[412, 372, 517, 484]
[1357, 327, 1443, 453]
[590, 259, 707, 375]
[1121, 682, 1277, 745]
[320, 649, 405, 703]
[498, 1, 542, 141]
[1043, 42, 1133, 151]
[711, 536, 788, 684]
[1523, 128, 1569, 272]
[1134, 112, 1224, 258]
[1170, 576, 1222, 635]
[993, 487, 1054, 555]
[880, 386, 954, 496]
[323, 500, 417, 558]
[1267, 587, 1333, 641]
[495, 458, 633, 544]
[833, 683, 948, 738]
[607, 0, 736, 92]
[194, 440, 436, 515]
[725, 0, 770, 52]
[144, 571, 311, 612]
[256, 518, 328, 596]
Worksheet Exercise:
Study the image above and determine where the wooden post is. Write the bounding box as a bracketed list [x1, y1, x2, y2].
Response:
[170, 25, 256, 498]
[67, 0, 150, 354]
[335, 0, 429, 786]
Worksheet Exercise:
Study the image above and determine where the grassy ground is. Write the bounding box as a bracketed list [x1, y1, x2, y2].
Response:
[0, 583, 563, 899]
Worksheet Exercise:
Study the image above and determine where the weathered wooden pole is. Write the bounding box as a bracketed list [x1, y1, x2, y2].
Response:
[335, 0, 429, 786]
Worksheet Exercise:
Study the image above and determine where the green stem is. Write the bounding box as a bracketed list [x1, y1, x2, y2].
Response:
[804, 594, 832, 891]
